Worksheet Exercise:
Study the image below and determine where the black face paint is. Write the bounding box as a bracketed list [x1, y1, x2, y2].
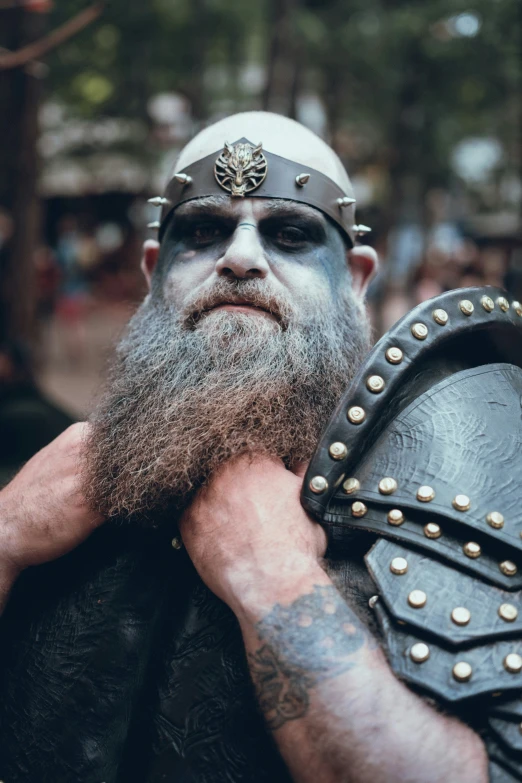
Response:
[154, 199, 353, 309]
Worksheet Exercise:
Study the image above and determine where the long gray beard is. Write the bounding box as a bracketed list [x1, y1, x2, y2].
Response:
[85, 283, 371, 524]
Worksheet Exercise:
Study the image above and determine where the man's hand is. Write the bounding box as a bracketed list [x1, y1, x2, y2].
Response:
[179, 455, 327, 610]
[0, 423, 104, 577]
[181, 455, 488, 783]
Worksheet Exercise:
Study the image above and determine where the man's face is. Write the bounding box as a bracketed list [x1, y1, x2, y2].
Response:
[153, 196, 353, 322]
[86, 196, 372, 523]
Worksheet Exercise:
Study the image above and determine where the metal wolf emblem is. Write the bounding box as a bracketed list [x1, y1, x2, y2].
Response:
[214, 141, 268, 197]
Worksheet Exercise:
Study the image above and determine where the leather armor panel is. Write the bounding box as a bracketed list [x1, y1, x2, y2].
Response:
[367, 539, 522, 647]
[329, 363, 522, 572]
[372, 596, 522, 702]
[303, 287, 522, 781]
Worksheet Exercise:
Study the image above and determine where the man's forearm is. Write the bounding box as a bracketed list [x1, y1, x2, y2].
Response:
[228, 558, 488, 783]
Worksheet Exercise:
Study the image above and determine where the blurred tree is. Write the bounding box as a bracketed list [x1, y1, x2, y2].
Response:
[296, 0, 520, 218]
[0, 1, 102, 349]
[262, 0, 302, 117]
[40, 0, 518, 211]
[46, 0, 265, 123]
[0, 6, 46, 346]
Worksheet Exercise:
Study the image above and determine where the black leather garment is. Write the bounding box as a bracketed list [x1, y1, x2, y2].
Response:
[302, 286, 522, 782]
[0, 525, 293, 782]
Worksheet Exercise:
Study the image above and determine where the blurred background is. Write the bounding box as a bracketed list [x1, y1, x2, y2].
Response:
[0, 0, 520, 474]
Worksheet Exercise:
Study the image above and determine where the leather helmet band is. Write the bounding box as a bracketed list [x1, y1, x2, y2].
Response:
[157, 138, 358, 247]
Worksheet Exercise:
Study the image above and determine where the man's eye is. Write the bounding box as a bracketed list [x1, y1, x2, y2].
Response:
[275, 226, 308, 245]
[192, 225, 222, 244]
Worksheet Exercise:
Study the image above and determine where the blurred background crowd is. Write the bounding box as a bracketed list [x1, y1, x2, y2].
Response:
[0, 0, 520, 476]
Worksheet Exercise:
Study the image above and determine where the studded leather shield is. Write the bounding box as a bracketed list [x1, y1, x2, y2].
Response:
[302, 286, 522, 781]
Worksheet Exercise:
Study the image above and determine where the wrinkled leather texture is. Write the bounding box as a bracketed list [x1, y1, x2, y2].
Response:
[367, 539, 522, 648]
[302, 286, 522, 521]
[329, 363, 522, 573]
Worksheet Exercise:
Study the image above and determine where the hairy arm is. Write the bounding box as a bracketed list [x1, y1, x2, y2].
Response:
[229, 558, 487, 783]
[0, 423, 104, 616]
[180, 457, 488, 783]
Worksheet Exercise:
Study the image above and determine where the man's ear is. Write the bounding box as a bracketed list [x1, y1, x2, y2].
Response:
[347, 244, 378, 297]
[140, 239, 160, 290]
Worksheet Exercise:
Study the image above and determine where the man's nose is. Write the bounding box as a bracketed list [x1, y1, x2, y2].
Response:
[215, 224, 269, 280]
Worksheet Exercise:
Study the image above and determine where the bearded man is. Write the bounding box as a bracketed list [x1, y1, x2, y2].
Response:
[0, 112, 492, 782]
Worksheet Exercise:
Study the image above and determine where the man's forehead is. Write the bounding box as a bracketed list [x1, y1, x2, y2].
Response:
[174, 196, 327, 223]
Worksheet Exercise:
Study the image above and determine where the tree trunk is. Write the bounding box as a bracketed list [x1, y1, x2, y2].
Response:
[0, 7, 44, 350]
[262, 0, 301, 116]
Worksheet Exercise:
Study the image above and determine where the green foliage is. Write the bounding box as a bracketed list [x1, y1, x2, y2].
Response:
[43, 0, 519, 196]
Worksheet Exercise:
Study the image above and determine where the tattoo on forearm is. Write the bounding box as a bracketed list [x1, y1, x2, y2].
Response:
[249, 584, 370, 730]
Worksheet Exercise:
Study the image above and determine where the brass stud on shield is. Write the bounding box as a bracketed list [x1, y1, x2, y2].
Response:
[500, 560, 517, 576]
[342, 477, 360, 495]
[390, 557, 408, 575]
[310, 476, 328, 494]
[351, 501, 367, 518]
[410, 643, 430, 663]
[411, 323, 428, 340]
[432, 309, 449, 325]
[379, 477, 397, 495]
[497, 296, 510, 312]
[347, 406, 366, 424]
[499, 603, 518, 622]
[459, 300, 474, 316]
[487, 511, 504, 529]
[366, 375, 385, 393]
[481, 295, 494, 312]
[329, 442, 348, 460]
[463, 541, 481, 559]
[386, 347, 403, 364]
[451, 607, 471, 626]
[453, 662, 472, 682]
[424, 522, 441, 539]
[388, 509, 405, 526]
[504, 653, 522, 674]
[408, 589, 427, 608]
[417, 485, 435, 502]
[453, 494, 471, 511]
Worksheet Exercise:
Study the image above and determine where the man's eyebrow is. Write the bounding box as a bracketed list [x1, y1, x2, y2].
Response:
[261, 199, 326, 223]
[173, 196, 230, 218]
